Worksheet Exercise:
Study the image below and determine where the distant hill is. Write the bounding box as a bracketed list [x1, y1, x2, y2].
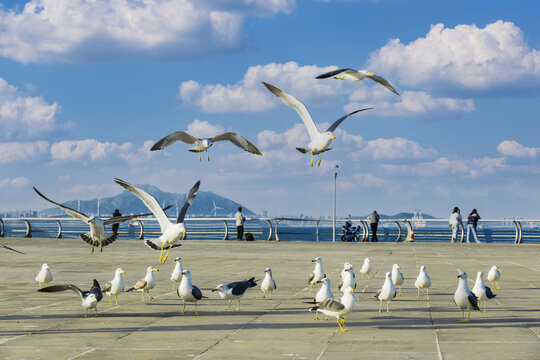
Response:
[353, 212, 436, 220]
[38, 184, 255, 218]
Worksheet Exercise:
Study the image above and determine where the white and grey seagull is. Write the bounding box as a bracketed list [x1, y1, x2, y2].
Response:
[309, 287, 356, 332]
[33, 186, 162, 253]
[316, 68, 400, 96]
[103, 268, 126, 307]
[177, 269, 206, 315]
[454, 270, 480, 323]
[472, 271, 497, 313]
[262, 82, 373, 167]
[114, 178, 200, 263]
[150, 131, 262, 161]
[170, 256, 184, 290]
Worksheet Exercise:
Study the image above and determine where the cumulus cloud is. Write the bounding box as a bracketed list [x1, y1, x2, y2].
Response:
[0, 141, 49, 164]
[186, 119, 224, 138]
[0, 78, 60, 138]
[0, 0, 295, 63]
[0, 177, 31, 189]
[367, 20, 540, 92]
[50, 139, 132, 162]
[351, 137, 437, 161]
[119, 140, 159, 166]
[382, 156, 506, 177]
[497, 140, 540, 159]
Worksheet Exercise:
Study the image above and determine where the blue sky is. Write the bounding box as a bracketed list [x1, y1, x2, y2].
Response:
[0, 0, 539, 218]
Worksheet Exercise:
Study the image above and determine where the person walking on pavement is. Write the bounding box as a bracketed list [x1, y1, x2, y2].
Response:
[449, 207, 463, 243]
[368, 210, 380, 242]
[235, 207, 246, 241]
[467, 209, 481, 243]
[111, 208, 122, 238]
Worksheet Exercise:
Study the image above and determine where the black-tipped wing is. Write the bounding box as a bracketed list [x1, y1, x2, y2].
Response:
[192, 285, 203, 300]
[210, 132, 262, 155]
[103, 205, 172, 225]
[368, 74, 400, 96]
[326, 108, 373, 133]
[90, 279, 103, 302]
[150, 131, 199, 151]
[80, 233, 117, 247]
[468, 293, 480, 310]
[38, 284, 85, 299]
[33, 187, 89, 222]
[228, 277, 257, 296]
[315, 68, 352, 79]
[176, 181, 201, 224]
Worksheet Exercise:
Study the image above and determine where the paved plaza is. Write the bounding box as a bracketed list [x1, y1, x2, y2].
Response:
[0, 237, 539, 359]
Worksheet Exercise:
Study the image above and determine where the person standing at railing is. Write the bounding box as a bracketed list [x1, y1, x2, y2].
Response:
[467, 209, 481, 243]
[235, 207, 246, 241]
[368, 210, 380, 242]
[111, 208, 122, 238]
[449, 207, 463, 243]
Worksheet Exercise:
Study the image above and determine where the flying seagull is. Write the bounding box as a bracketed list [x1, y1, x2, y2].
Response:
[114, 178, 200, 263]
[213, 277, 257, 311]
[33, 186, 165, 253]
[38, 279, 103, 317]
[309, 287, 356, 332]
[316, 68, 399, 96]
[454, 270, 480, 323]
[262, 82, 373, 167]
[150, 131, 262, 161]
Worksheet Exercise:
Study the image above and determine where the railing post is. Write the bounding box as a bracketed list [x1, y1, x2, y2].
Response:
[394, 221, 402, 242]
[316, 220, 320, 242]
[360, 220, 368, 242]
[0, 218, 4, 237]
[56, 220, 62, 239]
[459, 222, 465, 243]
[513, 220, 522, 244]
[23, 219, 32, 238]
[266, 220, 273, 241]
[275, 220, 281, 241]
[222, 220, 229, 240]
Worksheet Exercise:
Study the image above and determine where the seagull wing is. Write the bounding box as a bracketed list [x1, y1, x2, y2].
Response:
[262, 82, 320, 140]
[315, 68, 352, 79]
[90, 279, 103, 302]
[33, 187, 89, 222]
[468, 293, 480, 310]
[150, 131, 199, 151]
[326, 107, 373, 133]
[113, 178, 170, 233]
[132, 279, 148, 291]
[485, 286, 496, 299]
[192, 285, 204, 300]
[38, 284, 85, 299]
[210, 132, 262, 155]
[103, 205, 173, 225]
[367, 74, 400, 96]
[176, 180, 201, 224]
[308, 272, 315, 284]
[319, 298, 345, 312]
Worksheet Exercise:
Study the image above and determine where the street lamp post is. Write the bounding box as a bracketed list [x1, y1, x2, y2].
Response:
[333, 165, 339, 242]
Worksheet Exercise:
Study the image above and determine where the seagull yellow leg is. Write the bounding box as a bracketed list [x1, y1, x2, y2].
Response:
[310, 151, 314, 167]
[162, 246, 172, 263]
[94, 308, 99, 317]
[199, 152, 202, 161]
[84, 310, 88, 318]
[261, 290, 265, 299]
[100, 237, 103, 252]
[386, 301, 391, 313]
[398, 287, 403, 296]
[225, 299, 232, 311]
[181, 302, 186, 316]
[159, 243, 164, 263]
[426, 288, 430, 301]
[340, 317, 345, 325]
[141, 291, 146, 302]
[337, 318, 348, 332]
[149, 291, 155, 301]
[206, 150, 210, 162]
[270, 291, 273, 300]
[378, 301, 382, 313]
[236, 299, 240, 311]
[39, 283, 42, 289]
[309, 284, 313, 294]
[483, 302, 487, 313]
[496, 281, 500, 290]
[115, 295, 119, 306]
[109, 295, 113, 307]
[194, 302, 199, 316]
[172, 281, 176, 291]
[91, 239, 95, 253]
[417, 288, 420, 300]
[317, 154, 321, 167]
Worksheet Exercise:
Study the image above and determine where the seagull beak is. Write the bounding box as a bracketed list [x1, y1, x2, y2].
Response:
[350, 288, 354, 293]
[154, 268, 159, 272]
[212, 288, 218, 292]
[331, 135, 335, 139]
[121, 270, 126, 274]
[311, 259, 316, 262]
[457, 274, 462, 278]
[335, 76, 344, 80]
[397, 266, 401, 269]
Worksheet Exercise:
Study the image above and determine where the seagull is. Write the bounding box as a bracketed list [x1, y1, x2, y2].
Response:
[340, 262, 353, 280]
[309, 287, 356, 332]
[316, 68, 399, 96]
[359, 257, 371, 280]
[306, 277, 334, 320]
[472, 271, 497, 313]
[171, 257, 184, 290]
[150, 131, 262, 161]
[487, 265, 501, 290]
[375, 272, 396, 313]
[127, 266, 159, 302]
[103, 268, 126, 307]
[35, 263, 52, 289]
[177, 269, 206, 315]
[262, 82, 373, 167]
[339, 265, 357, 292]
[261, 268, 277, 299]
[414, 265, 432, 300]
[33, 186, 161, 253]
[308, 257, 326, 294]
[114, 178, 200, 263]
[454, 270, 480, 323]
[38, 279, 103, 317]
[212, 277, 257, 311]
[392, 264, 405, 296]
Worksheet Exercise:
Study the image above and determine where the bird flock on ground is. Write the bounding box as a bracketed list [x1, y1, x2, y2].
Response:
[35, 257, 501, 331]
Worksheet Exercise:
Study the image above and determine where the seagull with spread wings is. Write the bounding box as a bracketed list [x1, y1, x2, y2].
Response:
[38, 279, 103, 317]
[114, 178, 200, 263]
[316, 68, 399, 96]
[33, 187, 164, 253]
[262, 82, 373, 167]
[150, 131, 262, 161]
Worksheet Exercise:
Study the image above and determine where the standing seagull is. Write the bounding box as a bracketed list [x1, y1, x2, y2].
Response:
[150, 130, 262, 161]
[114, 178, 200, 263]
[487, 266, 501, 290]
[309, 287, 356, 332]
[35, 263, 52, 289]
[414, 265, 432, 300]
[375, 272, 396, 313]
[392, 264, 405, 296]
[359, 257, 372, 280]
[212, 277, 257, 311]
[339, 265, 357, 292]
[261, 268, 277, 299]
[171, 257, 184, 290]
[307, 277, 334, 320]
[127, 266, 159, 302]
[262, 82, 373, 167]
[472, 271, 497, 313]
[454, 270, 480, 323]
[316, 68, 399, 96]
[103, 268, 126, 307]
[308, 257, 326, 294]
[177, 270, 205, 315]
[33, 187, 159, 253]
[38, 279, 103, 317]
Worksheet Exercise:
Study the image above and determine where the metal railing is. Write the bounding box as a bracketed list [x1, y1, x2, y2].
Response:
[1, 216, 539, 244]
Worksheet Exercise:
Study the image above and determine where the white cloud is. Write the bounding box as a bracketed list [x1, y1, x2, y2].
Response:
[0, 0, 295, 63]
[351, 137, 438, 161]
[368, 20, 540, 92]
[0, 177, 31, 189]
[50, 139, 132, 162]
[382, 156, 506, 177]
[497, 140, 540, 159]
[186, 119, 224, 138]
[0, 141, 49, 164]
[0, 78, 60, 138]
[119, 140, 158, 166]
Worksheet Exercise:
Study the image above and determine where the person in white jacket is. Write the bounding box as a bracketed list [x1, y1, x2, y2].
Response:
[449, 207, 463, 243]
[235, 207, 246, 241]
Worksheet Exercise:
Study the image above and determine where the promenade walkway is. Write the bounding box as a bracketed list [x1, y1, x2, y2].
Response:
[0, 237, 539, 359]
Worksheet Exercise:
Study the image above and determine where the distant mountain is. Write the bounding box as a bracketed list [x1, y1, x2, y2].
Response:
[38, 184, 255, 218]
[352, 212, 436, 220]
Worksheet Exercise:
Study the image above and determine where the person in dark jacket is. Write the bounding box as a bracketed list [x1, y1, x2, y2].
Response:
[467, 209, 481, 243]
[111, 209, 122, 237]
[368, 210, 380, 242]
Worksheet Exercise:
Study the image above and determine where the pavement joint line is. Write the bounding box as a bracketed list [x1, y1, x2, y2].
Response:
[315, 328, 338, 360]
[508, 260, 540, 273]
[1, 300, 69, 318]
[67, 346, 100, 360]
